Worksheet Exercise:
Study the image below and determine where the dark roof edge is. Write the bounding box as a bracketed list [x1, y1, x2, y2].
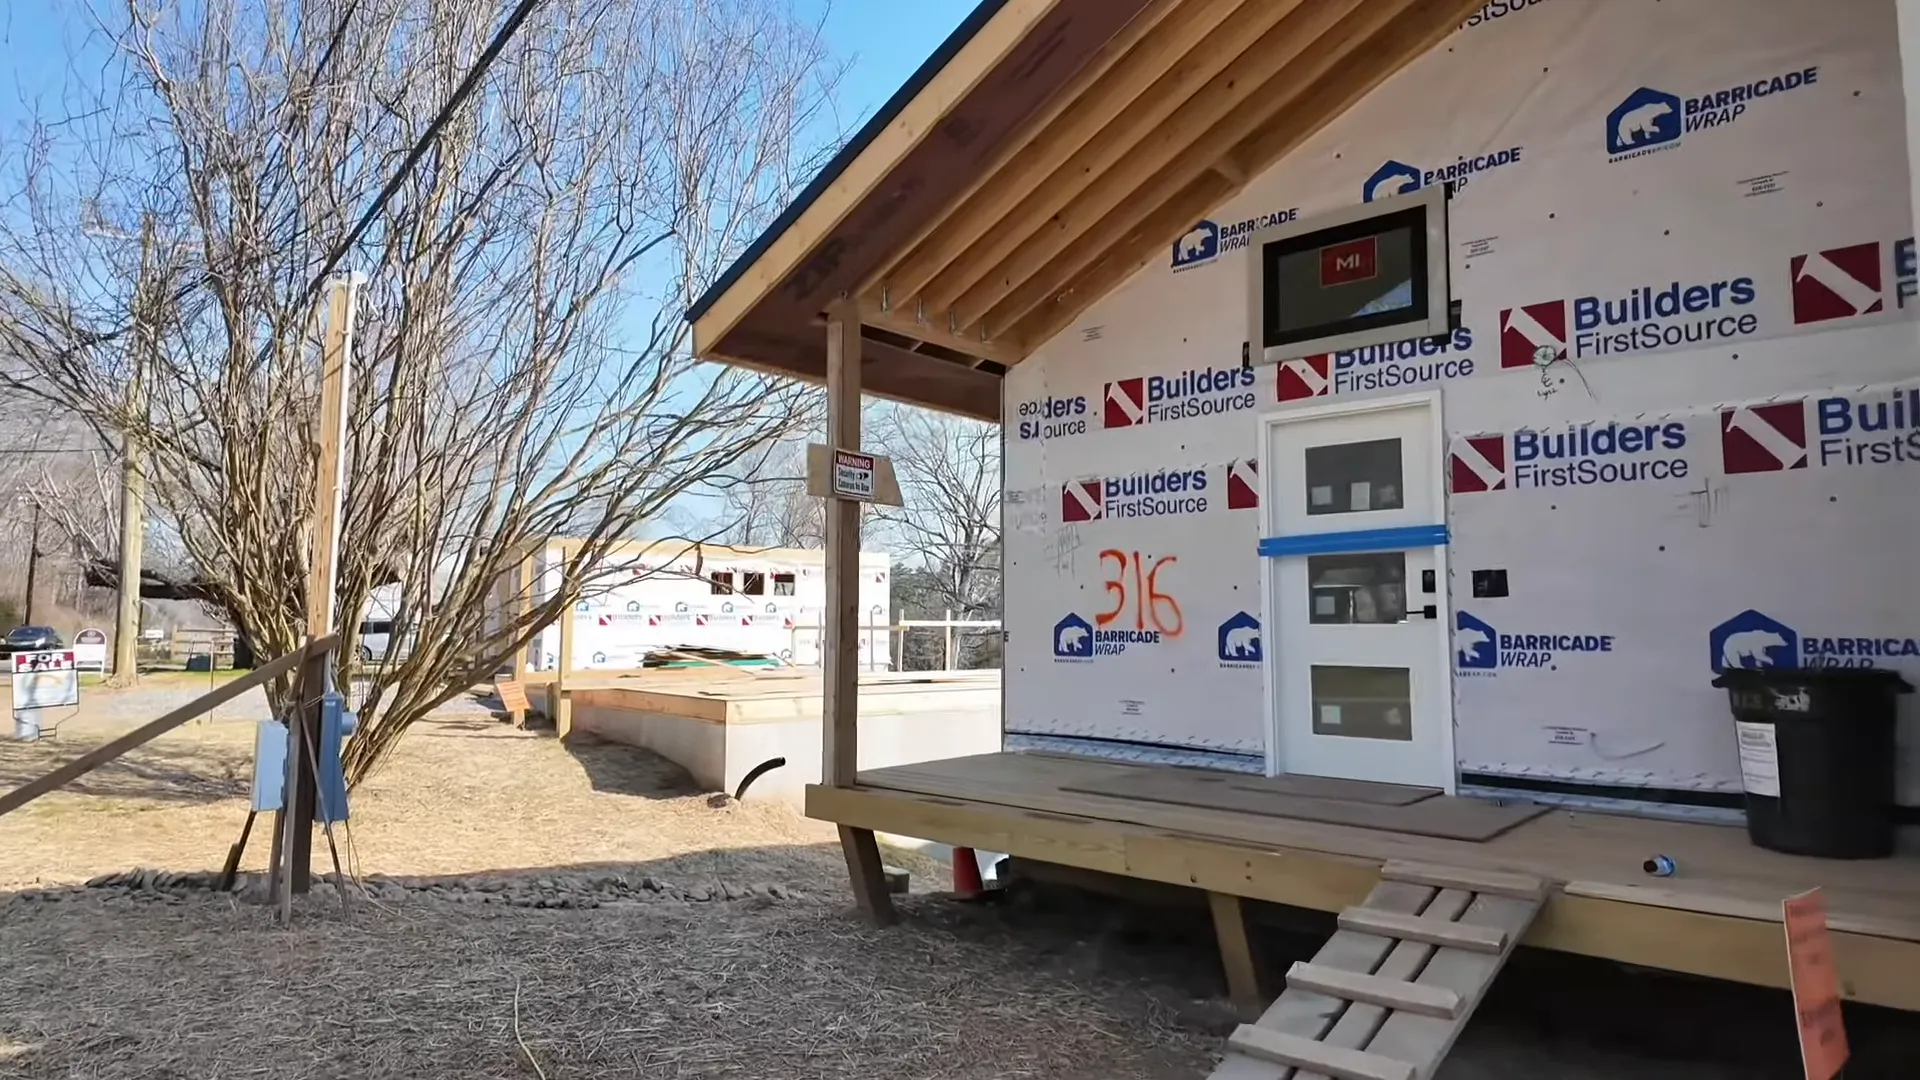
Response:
[686, 0, 1009, 326]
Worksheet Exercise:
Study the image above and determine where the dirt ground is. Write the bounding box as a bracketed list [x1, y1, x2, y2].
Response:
[0, 694, 1912, 1078]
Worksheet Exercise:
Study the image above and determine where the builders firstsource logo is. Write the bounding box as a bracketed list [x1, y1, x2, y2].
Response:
[1816, 386, 1920, 467]
[1449, 421, 1691, 492]
[1053, 612, 1162, 662]
[1278, 327, 1478, 401]
[1362, 148, 1523, 202]
[1461, 0, 1549, 30]
[1105, 365, 1258, 428]
[1710, 609, 1920, 672]
[1171, 207, 1301, 271]
[1455, 610, 1615, 675]
[1500, 275, 1758, 367]
[1013, 393, 1089, 441]
[1060, 467, 1210, 523]
[1605, 66, 1819, 163]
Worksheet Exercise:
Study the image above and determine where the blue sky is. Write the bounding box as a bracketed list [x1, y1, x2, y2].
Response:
[2, 1, 979, 140]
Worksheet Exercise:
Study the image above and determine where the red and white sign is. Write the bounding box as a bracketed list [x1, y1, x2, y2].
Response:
[12, 650, 79, 710]
[1449, 435, 1508, 493]
[1104, 378, 1146, 428]
[1277, 354, 1332, 401]
[1721, 402, 1808, 473]
[830, 449, 877, 501]
[1500, 300, 1567, 369]
[1319, 236, 1379, 286]
[1226, 460, 1259, 510]
[1790, 242, 1883, 324]
[1061, 480, 1104, 523]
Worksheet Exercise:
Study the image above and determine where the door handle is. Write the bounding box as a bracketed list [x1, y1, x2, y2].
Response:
[1413, 604, 1438, 620]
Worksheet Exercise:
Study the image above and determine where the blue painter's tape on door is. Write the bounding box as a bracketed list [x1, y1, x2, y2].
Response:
[1257, 523, 1449, 558]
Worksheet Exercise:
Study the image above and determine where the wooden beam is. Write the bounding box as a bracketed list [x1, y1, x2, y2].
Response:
[1336, 907, 1509, 954]
[1284, 960, 1466, 1020]
[860, 338, 1005, 422]
[688, 0, 1070, 358]
[869, 0, 1245, 305]
[1008, 170, 1238, 348]
[859, 304, 1021, 367]
[1381, 860, 1550, 901]
[964, 0, 1394, 331]
[1208, 890, 1268, 1019]
[1226, 1025, 1417, 1080]
[1011, 0, 1476, 349]
[823, 303, 896, 926]
[916, 0, 1315, 320]
[555, 574, 576, 740]
[0, 639, 329, 820]
[931, 0, 1346, 327]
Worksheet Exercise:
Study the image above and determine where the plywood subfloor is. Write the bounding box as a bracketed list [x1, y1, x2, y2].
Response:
[1062, 768, 1544, 841]
[854, 752, 1920, 942]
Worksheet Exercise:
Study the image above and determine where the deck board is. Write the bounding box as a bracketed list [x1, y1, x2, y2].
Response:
[853, 752, 1920, 942]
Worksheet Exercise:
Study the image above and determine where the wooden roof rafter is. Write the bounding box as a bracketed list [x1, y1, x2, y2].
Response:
[688, 0, 1489, 419]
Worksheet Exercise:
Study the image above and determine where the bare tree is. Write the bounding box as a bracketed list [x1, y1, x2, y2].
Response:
[0, 0, 841, 782]
[867, 403, 1000, 666]
[716, 440, 825, 549]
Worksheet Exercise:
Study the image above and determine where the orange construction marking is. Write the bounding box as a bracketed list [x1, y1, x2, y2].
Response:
[1783, 887, 1849, 1080]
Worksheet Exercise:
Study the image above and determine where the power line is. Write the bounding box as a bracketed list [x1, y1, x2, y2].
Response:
[296, 0, 546, 310]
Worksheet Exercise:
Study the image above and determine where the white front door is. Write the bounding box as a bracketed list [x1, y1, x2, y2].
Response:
[1259, 393, 1454, 791]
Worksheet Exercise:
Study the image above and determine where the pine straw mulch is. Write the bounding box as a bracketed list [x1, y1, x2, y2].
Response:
[0, 887, 1216, 1080]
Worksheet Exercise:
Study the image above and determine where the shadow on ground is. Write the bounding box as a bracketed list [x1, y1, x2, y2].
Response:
[562, 733, 704, 800]
[0, 735, 250, 807]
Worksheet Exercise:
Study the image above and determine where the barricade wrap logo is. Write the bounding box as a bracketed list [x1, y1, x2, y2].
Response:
[1105, 366, 1258, 428]
[1062, 468, 1210, 522]
[1720, 402, 1807, 474]
[1171, 208, 1301, 271]
[1014, 394, 1090, 441]
[1362, 148, 1523, 202]
[1456, 610, 1616, 673]
[1605, 67, 1819, 163]
[1053, 612, 1162, 662]
[1501, 275, 1758, 366]
[1815, 386, 1920, 468]
[1711, 609, 1920, 671]
[1217, 612, 1262, 666]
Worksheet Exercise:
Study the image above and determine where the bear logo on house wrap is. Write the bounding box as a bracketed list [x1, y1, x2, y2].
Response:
[1217, 612, 1262, 664]
[1708, 610, 1799, 673]
[1606, 87, 1684, 157]
[1171, 221, 1218, 269]
[1053, 614, 1095, 659]
[1615, 100, 1674, 147]
[1454, 610, 1498, 669]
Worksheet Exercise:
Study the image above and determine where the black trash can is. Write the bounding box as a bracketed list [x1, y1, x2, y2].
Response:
[1711, 666, 1911, 859]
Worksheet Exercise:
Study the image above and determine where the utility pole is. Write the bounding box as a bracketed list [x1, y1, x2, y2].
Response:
[273, 272, 359, 921]
[110, 214, 155, 686]
[22, 502, 40, 626]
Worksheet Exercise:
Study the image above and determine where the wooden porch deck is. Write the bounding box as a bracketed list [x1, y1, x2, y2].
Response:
[807, 751, 1920, 1011]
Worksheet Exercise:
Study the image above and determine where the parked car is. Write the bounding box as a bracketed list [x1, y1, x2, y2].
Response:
[3, 626, 64, 656]
[358, 619, 412, 663]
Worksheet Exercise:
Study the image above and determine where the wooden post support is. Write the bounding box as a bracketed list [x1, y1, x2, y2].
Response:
[278, 274, 356, 917]
[823, 301, 895, 925]
[1208, 890, 1268, 1019]
[555, 555, 575, 741]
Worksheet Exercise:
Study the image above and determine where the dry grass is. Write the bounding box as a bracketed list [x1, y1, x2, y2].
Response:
[0, 713, 1214, 1079]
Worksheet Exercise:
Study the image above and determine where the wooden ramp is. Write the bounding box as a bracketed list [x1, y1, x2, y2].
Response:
[1210, 861, 1551, 1080]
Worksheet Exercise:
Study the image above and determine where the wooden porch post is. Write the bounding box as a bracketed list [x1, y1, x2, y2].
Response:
[825, 300, 896, 924]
